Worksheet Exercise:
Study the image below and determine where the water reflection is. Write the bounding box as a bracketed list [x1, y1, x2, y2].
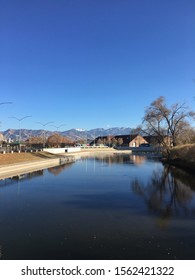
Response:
[131, 165, 195, 228]
[82, 153, 146, 166]
[0, 162, 74, 187]
[47, 162, 74, 176]
[0, 170, 44, 188]
[1, 154, 195, 260]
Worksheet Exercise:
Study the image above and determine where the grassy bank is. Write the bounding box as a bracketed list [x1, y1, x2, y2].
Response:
[0, 151, 60, 166]
[0, 148, 116, 166]
[164, 144, 195, 172]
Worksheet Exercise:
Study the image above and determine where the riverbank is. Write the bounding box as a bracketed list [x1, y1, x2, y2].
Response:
[0, 151, 61, 166]
[0, 148, 132, 179]
[163, 144, 195, 173]
[1, 145, 194, 177]
[0, 152, 75, 180]
[0, 148, 127, 166]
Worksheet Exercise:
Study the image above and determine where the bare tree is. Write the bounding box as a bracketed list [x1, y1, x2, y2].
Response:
[142, 96, 195, 148]
[28, 136, 43, 144]
[47, 133, 72, 147]
[117, 137, 123, 146]
[106, 135, 112, 147]
[97, 138, 103, 145]
[175, 125, 195, 145]
[111, 137, 118, 147]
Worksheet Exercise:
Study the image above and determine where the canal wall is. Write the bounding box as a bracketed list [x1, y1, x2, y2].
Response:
[0, 156, 75, 180]
[43, 147, 81, 154]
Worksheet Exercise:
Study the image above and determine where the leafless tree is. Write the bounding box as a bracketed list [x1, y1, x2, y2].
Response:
[142, 96, 195, 148]
[47, 133, 72, 147]
[28, 136, 43, 144]
[111, 137, 118, 147]
[117, 137, 123, 146]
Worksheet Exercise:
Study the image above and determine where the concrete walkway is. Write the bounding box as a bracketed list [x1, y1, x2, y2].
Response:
[0, 159, 62, 180]
[0, 155, 76, 180]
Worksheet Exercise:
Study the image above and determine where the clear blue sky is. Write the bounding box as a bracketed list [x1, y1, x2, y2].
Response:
[0, 0, 195, 131]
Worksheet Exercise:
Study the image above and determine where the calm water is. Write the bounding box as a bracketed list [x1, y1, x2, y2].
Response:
[0, 154, 195, 260]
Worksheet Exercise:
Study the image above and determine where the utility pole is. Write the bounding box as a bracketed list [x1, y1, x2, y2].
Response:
[36, 122, 54, 149]
[50, 123, 66, 132]
[9, 115, 32, 151]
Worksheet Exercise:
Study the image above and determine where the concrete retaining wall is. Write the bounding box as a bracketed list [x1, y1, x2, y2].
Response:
[0, 154, 77, 180]
[43, 147, 81, 154]
[0, 159, 60, 180]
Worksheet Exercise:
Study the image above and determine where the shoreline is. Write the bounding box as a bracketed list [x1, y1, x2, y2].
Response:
[161, 144, 195, 174]
[2, 147, 193, 179]
[0, 149, 133, 180]
[162, 158, 195, 174]
[0, 156, 75, 180]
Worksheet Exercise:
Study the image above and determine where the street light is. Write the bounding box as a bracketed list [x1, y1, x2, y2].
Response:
[49, 123, 66, 132]
[85, 129, 88, 146]
[36, 122, 54, 149]
[9, 115, 32, 151]
[49, 124, 66, 148]
[0, 103, 12, 151]
[80, 128, 88, 146]
[93, 130, 96, 146]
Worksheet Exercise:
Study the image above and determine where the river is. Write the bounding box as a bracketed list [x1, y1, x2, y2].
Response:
[0, 153, 195, 260]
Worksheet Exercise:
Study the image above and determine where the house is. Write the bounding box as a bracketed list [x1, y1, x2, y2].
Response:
[91, 134, 148, 147]
[114, 134, 148, 147]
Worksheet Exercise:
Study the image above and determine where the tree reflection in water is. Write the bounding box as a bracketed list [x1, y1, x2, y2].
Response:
[47, 162, 74, 176]
[131, 165, 195, 228]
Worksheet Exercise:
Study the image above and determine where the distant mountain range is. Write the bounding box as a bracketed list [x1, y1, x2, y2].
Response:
[1, 127, 133, 142]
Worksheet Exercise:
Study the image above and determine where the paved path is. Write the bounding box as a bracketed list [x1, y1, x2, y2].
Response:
[0, 158, 61, 180]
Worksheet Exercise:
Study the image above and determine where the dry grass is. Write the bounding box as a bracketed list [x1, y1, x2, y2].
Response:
[0, 152, 59, 166]
[0, 148, 119, 166]
[169, 144, 195, 162]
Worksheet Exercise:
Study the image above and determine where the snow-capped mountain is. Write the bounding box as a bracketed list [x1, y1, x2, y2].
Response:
[1, 127, 133, 142]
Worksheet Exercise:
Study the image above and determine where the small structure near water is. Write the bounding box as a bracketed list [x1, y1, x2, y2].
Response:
[43, 147, 81, 154]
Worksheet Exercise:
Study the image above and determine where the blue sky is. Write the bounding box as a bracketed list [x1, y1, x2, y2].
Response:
[0, 0, 195, 131]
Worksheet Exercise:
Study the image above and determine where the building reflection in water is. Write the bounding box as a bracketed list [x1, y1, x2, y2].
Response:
[88, 154, 146, 166]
